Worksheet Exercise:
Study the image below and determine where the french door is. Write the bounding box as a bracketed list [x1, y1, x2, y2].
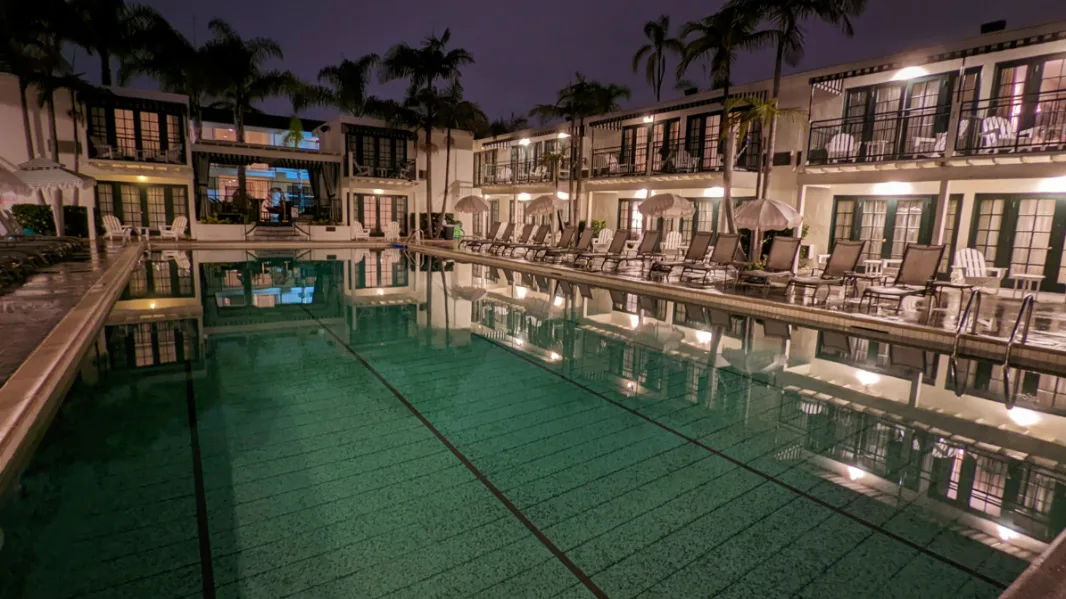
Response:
[831, 196, 936, 261]
[970, 194, 1066, 292]
[620, 125, 649, 176]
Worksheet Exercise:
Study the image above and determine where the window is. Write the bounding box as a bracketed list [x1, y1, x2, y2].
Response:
[96, 183, 188, 228]
[512, 200, 525, 224]
[833, 199, 855, 248]
[490, 200, 500, 226]
[146, 187, 167, 230]
[890, 199, 925, 258]
[972, 198, 1004, 264]
[167, 115, 182, 150]
[941, 197, 960, 273]
[97, 185, 115, 218]
[618, 200, 643, 235]
[86, 104, 184, 162]
[621, 125, 648, 175]
[115, 109, 136, 156]
[121, 185, 142, 226]
[348, 133, 410, 177]
[858, 199, 887, 260]
[354, 194, 408, 234]
[140, 112, 160, 157]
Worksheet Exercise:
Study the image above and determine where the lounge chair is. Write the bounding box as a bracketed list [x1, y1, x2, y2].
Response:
[531, 226, 576, 262]
[159, 216, 187, 241]
[544, 228, 592, 264]
[681, 233, 743, 284]
[491, 223, 534, 255]
[860, 244, 945, 313]
[465, 222, 502, 251]
[736, 236, 803, 294]
[462, 221, 500, 249]
[102, 215, 132, 242]
[352, 221, 371, 241]
[506, 224, 550, 257]
[574, 229, 629, 271]
[480, 222, 515, 253]
[607, 230, 662, 274]
[788, 240, 866, 301]
[648, 231, 714, 281]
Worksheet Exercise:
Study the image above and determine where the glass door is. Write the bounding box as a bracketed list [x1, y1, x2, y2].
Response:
[970, 194, 1066, 291]
[620, 125, 649, 176]
[833, 196, 937, 261]
[900, 74, 954, 156]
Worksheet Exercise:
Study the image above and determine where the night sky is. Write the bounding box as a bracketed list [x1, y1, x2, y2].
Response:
[110, 0, 1066, 121]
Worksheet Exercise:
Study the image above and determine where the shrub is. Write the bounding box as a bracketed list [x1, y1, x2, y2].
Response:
[63, 206, 89, 237]
[11, 204, 55, 235]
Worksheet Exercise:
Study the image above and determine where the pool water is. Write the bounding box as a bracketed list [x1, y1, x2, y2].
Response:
[1, 249, 1062, 598]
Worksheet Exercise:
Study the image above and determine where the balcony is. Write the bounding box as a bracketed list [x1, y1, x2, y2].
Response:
[480, 160, 563, 186]
[591, 146, 647, 178]
[807, 105, 953, 165]
[594, 137, 758, 178]
[346, 156, 416, 181]
[955, 91, 1066, 157]
[87, 135, 186, 165]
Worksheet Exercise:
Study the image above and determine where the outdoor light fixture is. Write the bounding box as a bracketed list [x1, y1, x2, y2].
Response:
[703, 187, 725, 198]
[518, 192, 531, 201]
[515, 338, 524, 346]
[137, 175, 147, 182]
[892, 66, 928, 81]
[997, 525, 1018, 542]
[628, 314, 640, 328]
[373, 189, 385, 195]
[556, 191, 570, 200]
[519, 138, 531, 146]
[1008, 407, 1041, 427]
[1038, 177, 1066, 193]
[872, 181, 913, 195]
[696, 330, 713, 344]
[626, 381, 636, 390]
[847, 466, 866, 481]
[642, 116, 654, 123]
[515, 285, 528, 299]
[149, 302, 156, 309]
[635, 189, 648, 199]
[553, 296, 564, 307]
[557, 132, 570, 139]
[855, 370, 880, 387]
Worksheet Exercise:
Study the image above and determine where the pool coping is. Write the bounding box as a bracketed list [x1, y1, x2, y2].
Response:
[0, 242, 144, 496]
[411, 243, 1066, 374]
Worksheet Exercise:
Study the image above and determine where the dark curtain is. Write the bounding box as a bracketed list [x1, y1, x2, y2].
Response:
[321, 163, 340, 222]
[192, 153, 211, 218]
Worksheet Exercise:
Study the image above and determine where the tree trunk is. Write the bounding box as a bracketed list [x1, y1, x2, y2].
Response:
[47, 96, 64, 235]
[574, 119, 585, 227]
[424, 125, 436, 238]
[69, 89, 82, 228]
[567, 122, 576, 226]
[721, 79, 735, 236]
[99, 50, 112, 87]
[761, 42, 785, 201]
[19, 79, 34, 159]
[235, 107, 249, 220]
[442, 127, 452, 239]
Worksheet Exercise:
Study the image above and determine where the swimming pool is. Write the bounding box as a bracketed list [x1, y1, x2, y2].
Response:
[1, 248, 1062, 598]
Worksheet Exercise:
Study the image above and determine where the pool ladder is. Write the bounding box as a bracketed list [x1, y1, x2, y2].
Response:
[949, 292, 1035, 407]
[951, 289, 982, 362]
[1004, 293, 1036, 367]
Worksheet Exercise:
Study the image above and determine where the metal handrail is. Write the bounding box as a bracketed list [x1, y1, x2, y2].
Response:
[951, 289, 982, 361]
[1004, 293, 1036, 366]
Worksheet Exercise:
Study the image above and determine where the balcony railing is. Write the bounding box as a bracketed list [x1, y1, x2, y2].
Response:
[347, 155, 416, 180]
[480, 160, 565, 186]
[88, 135, 186, 165]
[955, 91, 1066, 156]
[591, 146, 647, 178]
[807, 105, 954, 164]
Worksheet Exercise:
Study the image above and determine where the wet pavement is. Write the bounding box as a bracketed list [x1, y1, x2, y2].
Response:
[0, 244, 118, 388]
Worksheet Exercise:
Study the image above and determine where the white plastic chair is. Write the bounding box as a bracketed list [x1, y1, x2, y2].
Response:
[826, 133, 857, 162]
[352, 221, 370, 241]
[102, 215, 132, 242]
[159, 216, 187, 240]
[981, 116, 1019, 151]
[383, 221, 401, 242]
[675, 149, 697, 172]
[953, 248, 1006, 293]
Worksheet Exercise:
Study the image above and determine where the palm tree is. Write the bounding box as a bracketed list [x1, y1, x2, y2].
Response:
[317, 54, 389, 117]
[438, 84, 488, 234]
[0, 2, 48, 160]
[203, 20, 297, 215]
[68, 0, 162, 87]
[679, 5, 772, 233]
[632, 15, 685, 102]
[485, 113, 529, 137]
[531, 74, 630, 225]
[382, 29, 474, 238]
[732, 0, 866, 199]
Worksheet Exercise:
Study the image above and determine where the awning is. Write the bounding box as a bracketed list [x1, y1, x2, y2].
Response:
[193, 144, 341, 170]
[81, 89, 186, 115]
[588, 91, 768, 130]
[342, 124, 416, 139]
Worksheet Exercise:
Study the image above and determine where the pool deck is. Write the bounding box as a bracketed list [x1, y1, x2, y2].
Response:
[412, 242, 1066, 375]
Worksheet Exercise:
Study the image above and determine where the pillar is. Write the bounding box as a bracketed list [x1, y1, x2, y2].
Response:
[932, 180, 952, 245]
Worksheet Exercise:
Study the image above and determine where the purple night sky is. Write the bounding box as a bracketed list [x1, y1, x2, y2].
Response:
[111, 0, 1066, 120]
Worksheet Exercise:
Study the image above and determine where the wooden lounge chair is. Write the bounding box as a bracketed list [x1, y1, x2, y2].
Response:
[465, 222, 502, 251]
[788, 240, 866, 302]
[682, 233, 743, 284]
[736, 236, 803, 295]
[860, 244, 945, 313]
[574, 229, 629, 271]
[606, 230, 661, 273]
[530, 226, 576, 262]
[648, 231, 714, 281]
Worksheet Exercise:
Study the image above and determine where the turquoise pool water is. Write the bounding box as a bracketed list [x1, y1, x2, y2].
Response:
[1, 249, 1062, 598]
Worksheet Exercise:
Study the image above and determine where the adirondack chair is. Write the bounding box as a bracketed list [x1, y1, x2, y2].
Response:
[952, 248, 1006, 293]
[826, 133, 857, 162]
[662, 231, 683, 258]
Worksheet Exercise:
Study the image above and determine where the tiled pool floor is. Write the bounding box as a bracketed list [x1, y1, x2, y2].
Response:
[0, 304, 1029, 598]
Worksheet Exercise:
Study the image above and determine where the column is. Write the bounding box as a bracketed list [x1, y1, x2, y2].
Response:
[932, 180, 952, 245]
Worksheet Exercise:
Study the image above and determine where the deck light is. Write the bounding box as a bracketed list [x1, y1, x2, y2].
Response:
[696, 330, 712, 344]
[626, 381, 636, 390]
[847, 466, 865, 481]
[997, 525, 1017, 542]
[515, 338, 524, 346]
[855, 370, 880, 387]
[892, 66, 928, 81]
[1008, 407, 1040, 427]
[628, 314, 640, 328]
[149, 302, 156, 309]
[519, 138, 531, 146]
[550, 352, 561, 361]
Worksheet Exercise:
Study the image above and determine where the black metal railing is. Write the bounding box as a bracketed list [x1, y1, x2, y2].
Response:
[480, 160, 567, 186]
[87, 135, 186, 164]
[347, 155, 416, 180]
[591, 145, 647, 178]
[955, 91, 1066, 156]
[807, 105, 952, 164]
